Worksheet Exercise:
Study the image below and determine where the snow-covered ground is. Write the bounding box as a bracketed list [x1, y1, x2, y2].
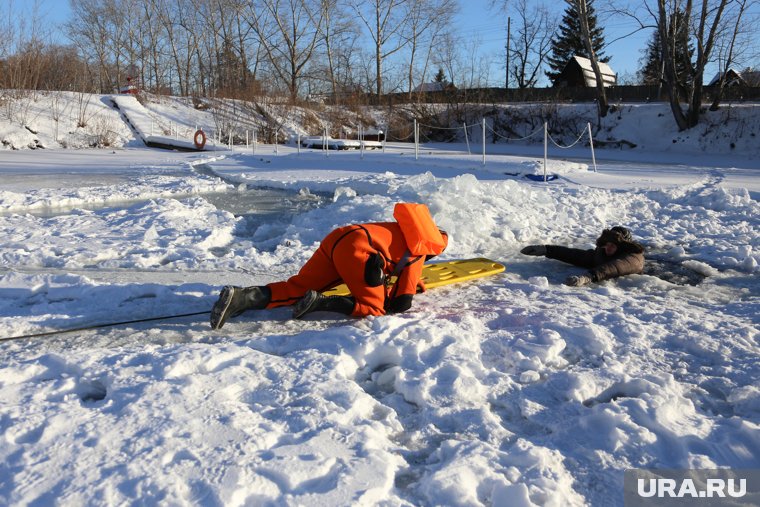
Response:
[0, 94, 758, 506]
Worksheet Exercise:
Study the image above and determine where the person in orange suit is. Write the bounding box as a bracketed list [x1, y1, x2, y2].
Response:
[210, 221, 448, 330]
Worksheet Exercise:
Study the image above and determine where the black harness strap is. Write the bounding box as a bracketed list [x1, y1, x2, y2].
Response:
[330, 225, 373, 260]
[387, 251, 423, 300]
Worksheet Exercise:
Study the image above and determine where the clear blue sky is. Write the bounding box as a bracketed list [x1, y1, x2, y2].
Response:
[456, 0, 654, 85]
[8, 0, 729, 86]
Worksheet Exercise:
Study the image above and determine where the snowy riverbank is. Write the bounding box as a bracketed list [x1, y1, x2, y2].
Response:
[0, 91, 758, 505]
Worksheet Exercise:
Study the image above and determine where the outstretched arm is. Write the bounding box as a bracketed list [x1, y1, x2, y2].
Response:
[545, 245, 597, 269]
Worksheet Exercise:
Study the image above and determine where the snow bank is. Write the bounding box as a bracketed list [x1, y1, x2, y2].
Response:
[0, 101, 757, 506]
[0, 91, 134, 149]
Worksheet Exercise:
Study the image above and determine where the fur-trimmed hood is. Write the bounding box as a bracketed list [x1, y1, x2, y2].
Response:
[595, 226, 645, 255]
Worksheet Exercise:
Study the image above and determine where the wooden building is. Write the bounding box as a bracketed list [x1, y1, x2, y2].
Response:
[554, 56, 616, 88]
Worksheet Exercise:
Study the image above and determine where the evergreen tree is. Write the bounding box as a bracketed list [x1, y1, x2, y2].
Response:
[434, 68, 446, 83]
[545, 0, 609, 84]
[638, 11, 693, 89]
[639, 30, 664, 85]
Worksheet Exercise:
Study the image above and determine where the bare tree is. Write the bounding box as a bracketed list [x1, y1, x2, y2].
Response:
[248, 0, 325, 102]
[202, 0, 226, 95]
[174, 0, 207, 96]
[0, 0, 55, 128]
[432, 32, 462, 90]
[0, 1, 14, 63]
[115, 0, 145, 91]
[508, 0, 556, 88]
[610, 0, 749, 128]
[208, 0, 256, 97]
[316, 0, 360, 99]
[655, 0, 731, 129]
[67, 0, 117, 92]
[402, 0, 456, 96]
[139, 0, 165, 92]
[574, 0, 610, 118]
[709, 0, 757, 110]
[433, 31, 493, 95]
[351, 0, 410, 97]
[49, 89, 70, 142]
[231, 0, 258, 96]
[74, 88, 95, 127]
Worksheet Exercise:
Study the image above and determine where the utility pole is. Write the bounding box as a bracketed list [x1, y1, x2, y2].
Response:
[506, 16, 511, 89]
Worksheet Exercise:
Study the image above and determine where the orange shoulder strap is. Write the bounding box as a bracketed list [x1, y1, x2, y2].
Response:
[393, 203, 446, 256]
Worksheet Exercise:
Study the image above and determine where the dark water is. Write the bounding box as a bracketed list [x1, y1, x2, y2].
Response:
[5, 186, 328, 221]
[643, 257, 707, 286]
[201, 186, 327, 217]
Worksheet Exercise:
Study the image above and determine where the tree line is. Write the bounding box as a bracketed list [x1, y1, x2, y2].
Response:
[1, 0, 757, 131]
[2, 0, 458, 102]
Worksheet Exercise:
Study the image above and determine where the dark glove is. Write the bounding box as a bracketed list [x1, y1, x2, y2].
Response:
[564, 274, 592, 287]
[364, 252, 386, 287]
[387, 294, 413, 313]
[520, 245, 547, 256]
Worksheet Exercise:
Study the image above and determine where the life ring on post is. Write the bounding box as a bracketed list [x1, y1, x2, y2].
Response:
[193, 129, 207, 150]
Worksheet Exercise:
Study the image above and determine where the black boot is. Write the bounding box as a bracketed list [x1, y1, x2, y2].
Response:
[210, 285, 271, 330]
[292, 290, 355, 319]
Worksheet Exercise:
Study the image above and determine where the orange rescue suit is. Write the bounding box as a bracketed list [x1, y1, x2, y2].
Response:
[265, 223, 426, 317]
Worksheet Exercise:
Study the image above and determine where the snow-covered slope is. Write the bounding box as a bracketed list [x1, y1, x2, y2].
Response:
[2, 90, 760, 162]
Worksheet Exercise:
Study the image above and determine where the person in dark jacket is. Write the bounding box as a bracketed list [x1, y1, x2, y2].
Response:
[520, 226, 645, 286]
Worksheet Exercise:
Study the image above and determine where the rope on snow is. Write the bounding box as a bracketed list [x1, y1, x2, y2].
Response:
[0, 310, 210, 343]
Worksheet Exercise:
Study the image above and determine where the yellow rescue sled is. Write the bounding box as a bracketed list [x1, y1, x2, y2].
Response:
[323, 257, 505, 297]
